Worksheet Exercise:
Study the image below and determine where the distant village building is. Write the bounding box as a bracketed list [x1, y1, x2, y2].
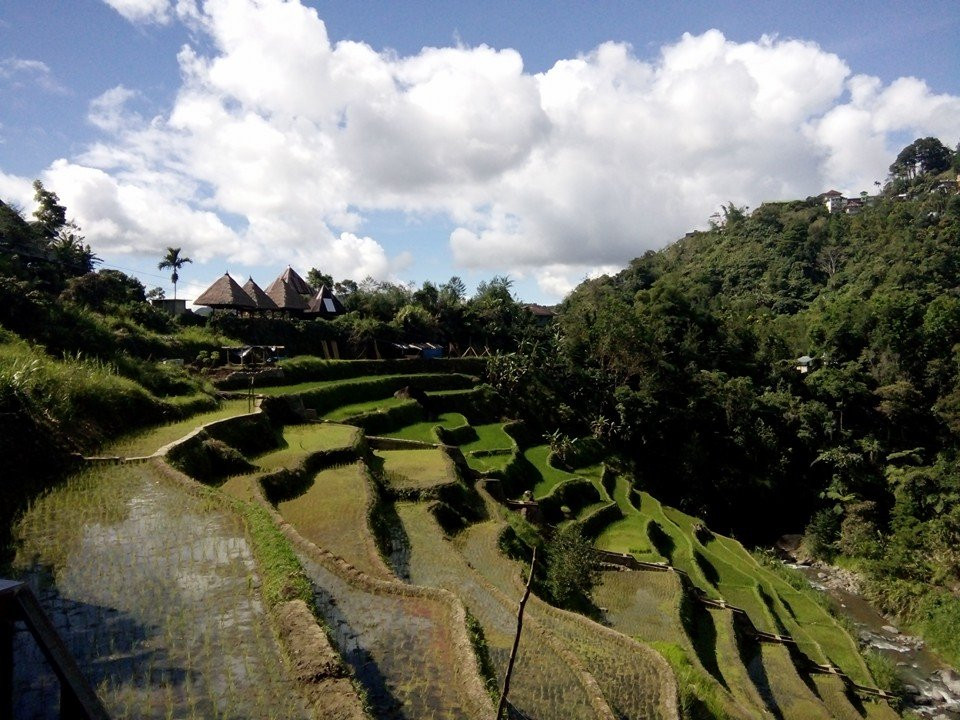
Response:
[307, 285, 345, 318]
[241, 277, 279, 312]
[194, 273, 256, 312]
[151, 298, 187, 316]
[195, 267, 346, 319]
[523, 303, 557, 325]
[821, 190, 845, 214]
[796, 355, 814, 374]
[843, 198, 863, 215]
[820, 190, 874, 215]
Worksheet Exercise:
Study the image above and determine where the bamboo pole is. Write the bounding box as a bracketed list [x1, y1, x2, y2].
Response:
[497, 547, 537, 719]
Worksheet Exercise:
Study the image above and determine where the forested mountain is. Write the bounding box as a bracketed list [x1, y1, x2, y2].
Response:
[493, 147, 960, 662]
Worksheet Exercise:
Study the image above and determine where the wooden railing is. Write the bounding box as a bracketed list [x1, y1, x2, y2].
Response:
[0, 579, 110, 719]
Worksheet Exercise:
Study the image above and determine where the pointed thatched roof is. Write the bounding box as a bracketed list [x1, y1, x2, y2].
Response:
[242, 277, 279, 311]
[195, 273, 256, 309]
[264, 276, 308, 311]
[306, 285, 345, 317]
[278, 266, 313, 296]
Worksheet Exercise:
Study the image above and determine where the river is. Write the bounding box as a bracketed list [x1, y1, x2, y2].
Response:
[791, 562, 960, 719]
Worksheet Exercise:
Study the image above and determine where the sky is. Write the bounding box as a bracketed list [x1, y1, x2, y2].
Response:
[2, 1, 960, 305]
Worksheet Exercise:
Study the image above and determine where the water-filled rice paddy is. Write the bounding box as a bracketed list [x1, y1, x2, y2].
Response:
[376, 448, 458, 491]
[396, 502, 599, 719]
[254, 422, 359, 471]
[276, 462, 388, 578]
[297, 550, 478, 720]
[12, 462, 308, 720]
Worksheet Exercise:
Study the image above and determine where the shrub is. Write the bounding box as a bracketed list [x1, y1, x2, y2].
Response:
[543, 525, 597, 608]
[803, 507, 840, 559]
[167, 435, 254, 484]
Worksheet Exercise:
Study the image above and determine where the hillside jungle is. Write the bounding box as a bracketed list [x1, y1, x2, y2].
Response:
[2, 138, 960, 719]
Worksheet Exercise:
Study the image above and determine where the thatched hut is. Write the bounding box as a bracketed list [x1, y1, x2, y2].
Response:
[242, 276, 279, 313]
[194, 273, 256, 312]
[264, 276, 308, 314]
[306, 284, 345, 318]
[277, 266, 314, 296]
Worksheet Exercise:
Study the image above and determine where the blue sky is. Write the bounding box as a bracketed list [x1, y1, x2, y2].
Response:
[2, 0, 959, 304]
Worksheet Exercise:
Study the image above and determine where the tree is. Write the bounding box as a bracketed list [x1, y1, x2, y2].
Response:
[157, 247, 192, 300]
[29, 181, 98, 281]
[889, 137, 952, 180]
[544, 525, 598, 608]
[31, 180, 67, 238]
[306, 267, 333, 290]
[439, 276, 467, 305]
[50, 226, 99, 277]
[334, 278, 358, 296]
[60, 269, 145, 310]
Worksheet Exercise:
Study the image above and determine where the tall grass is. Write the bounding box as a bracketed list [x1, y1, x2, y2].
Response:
[0, 335, 187, 451]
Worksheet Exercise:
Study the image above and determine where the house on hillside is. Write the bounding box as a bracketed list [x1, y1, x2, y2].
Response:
[523, 303, 557, 325]
[820, 190, 845, 214]
[843, 198, 863, 215]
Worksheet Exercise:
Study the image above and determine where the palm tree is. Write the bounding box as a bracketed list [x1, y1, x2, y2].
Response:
[158, 247, 192, 300]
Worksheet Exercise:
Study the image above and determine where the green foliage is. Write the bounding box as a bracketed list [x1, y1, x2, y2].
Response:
[232, 497, 313, 607]
[862, 650, 904, 704]
[889, 137, 953, 180]
[543, 524, 598, 608]
[167, 435, 254, 484]
[650, 642, 729, 720]
[464, 611, 500, 702]
[0, 334, 169, 448]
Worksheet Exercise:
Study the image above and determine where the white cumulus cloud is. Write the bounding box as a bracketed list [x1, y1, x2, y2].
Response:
[102, 0, 173, 24]
[21, 0, 960, 300]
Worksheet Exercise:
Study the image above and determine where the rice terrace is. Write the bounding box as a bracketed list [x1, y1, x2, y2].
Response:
[4, 12, 960, 715]
[4, 345, 917, 719]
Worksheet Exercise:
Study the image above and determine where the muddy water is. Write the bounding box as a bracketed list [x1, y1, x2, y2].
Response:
[11, 465, 309, 720]
[794, 564, 960, 718]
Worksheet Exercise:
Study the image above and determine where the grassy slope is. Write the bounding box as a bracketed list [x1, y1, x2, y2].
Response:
[382, 412, 468, 443]
[592, 477, 891, 716]
[254, 422, 359, 470]
[101, 399, 251, 456]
